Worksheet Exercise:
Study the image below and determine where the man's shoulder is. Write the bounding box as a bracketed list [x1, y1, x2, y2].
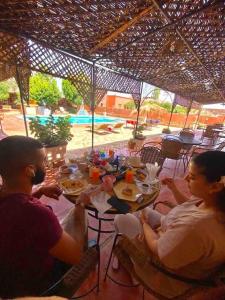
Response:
[0, 193, 53, 218]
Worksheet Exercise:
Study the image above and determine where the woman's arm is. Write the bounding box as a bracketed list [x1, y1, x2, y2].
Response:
[140, 212, 159, 255]
[142, 222, 159, 255]
[161, 178, 189, 204]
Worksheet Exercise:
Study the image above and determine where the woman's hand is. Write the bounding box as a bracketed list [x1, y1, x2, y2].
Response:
[161, 177, 177, 191]
[140, 210, 148, 225]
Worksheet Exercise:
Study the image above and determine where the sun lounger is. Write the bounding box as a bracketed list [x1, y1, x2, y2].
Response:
[87, 123, 110, 134]
[110, 122, 124, 132]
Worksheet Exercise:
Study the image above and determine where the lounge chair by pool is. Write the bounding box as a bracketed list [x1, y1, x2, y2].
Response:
[110, 122, 124, 132]
[87, 123, 110, 134]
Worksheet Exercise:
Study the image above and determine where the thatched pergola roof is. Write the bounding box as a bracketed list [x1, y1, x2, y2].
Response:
[0, 0, 224, 106]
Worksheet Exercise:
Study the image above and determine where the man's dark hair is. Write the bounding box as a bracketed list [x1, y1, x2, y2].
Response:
[0, 136, 43, 177]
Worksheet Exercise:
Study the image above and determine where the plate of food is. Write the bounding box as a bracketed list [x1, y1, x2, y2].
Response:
[113, 180, 141, 202]
[127, 157, 144, 168]
[60, 178, 88, 195]
[135, 169, 147, 182]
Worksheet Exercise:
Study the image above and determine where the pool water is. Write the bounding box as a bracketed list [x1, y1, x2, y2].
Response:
[28, 115, 123, 125]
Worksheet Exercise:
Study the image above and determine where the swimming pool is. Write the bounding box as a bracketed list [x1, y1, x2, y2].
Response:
[28, 115, 123, 125]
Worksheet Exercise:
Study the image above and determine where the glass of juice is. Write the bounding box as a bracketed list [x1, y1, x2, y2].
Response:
[92, 167, 100, 183]
[125, 169, 134, 183]
[109, 149, 114, 158]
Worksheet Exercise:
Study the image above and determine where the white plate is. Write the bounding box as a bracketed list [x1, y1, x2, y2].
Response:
[60, 178, 88, 196]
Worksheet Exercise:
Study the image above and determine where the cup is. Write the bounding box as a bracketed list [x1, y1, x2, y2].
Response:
[125, 169, 134, 183]
[142, 183, 150, 193]
[89, 166, 94, 178]
[92, 167, 100, 183]
[109, 149, 114, 158]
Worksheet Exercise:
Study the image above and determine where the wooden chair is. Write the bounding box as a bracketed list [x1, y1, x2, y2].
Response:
[41, 245, 100, 298]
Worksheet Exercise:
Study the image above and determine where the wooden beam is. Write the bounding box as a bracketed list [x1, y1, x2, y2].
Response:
[89, 5, 153, 54]
[151, 0, 225, 103]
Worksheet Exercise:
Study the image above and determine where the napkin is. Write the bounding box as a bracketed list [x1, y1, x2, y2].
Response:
[90, 191, 112, 214]
[145, 162, 160, 183]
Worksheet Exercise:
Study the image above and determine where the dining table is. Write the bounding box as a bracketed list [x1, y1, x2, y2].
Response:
[59, 158, 161, 245]
[179, 136, 202, 146]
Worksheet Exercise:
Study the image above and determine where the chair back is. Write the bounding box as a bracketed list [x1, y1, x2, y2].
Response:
[161, 136, 183, 160]
[214, 123, 224, 129]
[139, 146, 165, 174]
[202, 125, 215, 139]
[41, 245, 99, 297]
[216, 140, 225, 151]
[179, 128, 195, 139]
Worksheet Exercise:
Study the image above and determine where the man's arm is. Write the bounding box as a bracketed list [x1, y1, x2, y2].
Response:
[49, 195, 88, 265]
[32, 184, 62, 200]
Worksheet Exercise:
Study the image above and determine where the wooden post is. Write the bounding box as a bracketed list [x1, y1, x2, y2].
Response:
[15, 66, 30, 136]
[91, 63, 96, 150]
[168, 102, 176, 128]
[135, 82, 143, 132]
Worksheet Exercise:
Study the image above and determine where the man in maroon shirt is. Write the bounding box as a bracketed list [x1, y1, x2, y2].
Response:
[0, 136, 88, 297]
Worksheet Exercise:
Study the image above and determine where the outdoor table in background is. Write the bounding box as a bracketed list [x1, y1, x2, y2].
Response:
[179, 136, 202, 146]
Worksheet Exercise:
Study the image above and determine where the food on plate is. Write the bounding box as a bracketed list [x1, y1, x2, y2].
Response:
[135, 169, 147, 181]
[122, 186, 133, 196]
[61, 179, 84, 190]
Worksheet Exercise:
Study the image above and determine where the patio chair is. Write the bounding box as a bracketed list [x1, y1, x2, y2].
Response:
[161, 136, 185, 176]
[179, 129, 195, 153]
[201, 125, 219, 145]
[134, 145, 165, 176]
[41, 244, 100, 298]
[190, 140, 225, 158]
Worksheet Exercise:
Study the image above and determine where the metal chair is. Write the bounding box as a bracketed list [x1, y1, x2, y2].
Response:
[135, 145, 165, 176]
[161, 136, 185, 176]
[201, 125, 219, 145]
[41, 245, 100, 298]
[191, 140, 225, 158]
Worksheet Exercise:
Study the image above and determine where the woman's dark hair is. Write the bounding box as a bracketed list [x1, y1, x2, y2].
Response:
[192, 151, 225, 211]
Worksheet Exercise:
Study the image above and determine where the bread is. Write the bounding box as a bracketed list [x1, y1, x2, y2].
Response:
[122, 187, 133, 196]
[137, 173, 146, 181]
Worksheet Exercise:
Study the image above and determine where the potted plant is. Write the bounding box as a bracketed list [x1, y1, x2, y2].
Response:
[132, 125, 145, 140]
[162, 127, 171, 134]
[128, 125, 146, 150]
[29, 115, 73, 164]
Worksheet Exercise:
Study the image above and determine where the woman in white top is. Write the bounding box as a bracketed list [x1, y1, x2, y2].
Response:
[114, 151, 225, 298]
